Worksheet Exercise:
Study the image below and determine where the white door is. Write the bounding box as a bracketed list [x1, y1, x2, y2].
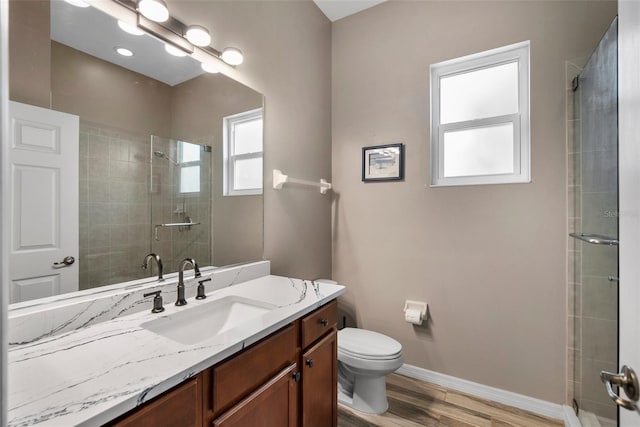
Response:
[612, 1, 640, 424]
[8, 101, 79, 303]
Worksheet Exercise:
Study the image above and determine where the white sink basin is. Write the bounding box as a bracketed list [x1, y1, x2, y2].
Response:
[140, 296, 278, 345]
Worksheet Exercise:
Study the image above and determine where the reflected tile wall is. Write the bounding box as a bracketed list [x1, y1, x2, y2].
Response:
[79, 123, 153, 290]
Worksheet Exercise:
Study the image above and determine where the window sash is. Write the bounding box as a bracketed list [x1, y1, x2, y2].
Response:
[437, 114, 521, 184]
[228, 151, 262, 195]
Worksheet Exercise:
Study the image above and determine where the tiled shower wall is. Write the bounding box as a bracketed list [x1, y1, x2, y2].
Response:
[79, 123, 153, 290]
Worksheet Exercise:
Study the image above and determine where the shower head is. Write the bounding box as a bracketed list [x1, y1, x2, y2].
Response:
[153, 151, 179, 165]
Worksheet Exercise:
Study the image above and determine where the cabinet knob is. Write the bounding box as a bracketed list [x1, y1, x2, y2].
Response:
[292, 372, 301, 382]
[320, 319, 329, 326]
[306, 359, 314, 368]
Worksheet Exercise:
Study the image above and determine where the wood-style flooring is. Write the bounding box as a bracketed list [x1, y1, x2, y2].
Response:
[337, 374, 564, 427]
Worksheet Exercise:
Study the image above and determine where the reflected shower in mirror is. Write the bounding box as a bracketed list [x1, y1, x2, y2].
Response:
[8, 0, 264, 302]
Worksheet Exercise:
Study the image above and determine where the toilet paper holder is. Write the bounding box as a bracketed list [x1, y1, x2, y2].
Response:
[403, 300, 428, 323]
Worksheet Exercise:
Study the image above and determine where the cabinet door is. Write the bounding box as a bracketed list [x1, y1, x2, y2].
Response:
[110, 376, 202, 427]
[213, 364, 298, 427]
[301, 329, 337, 427]
[208, 324, 298, 418]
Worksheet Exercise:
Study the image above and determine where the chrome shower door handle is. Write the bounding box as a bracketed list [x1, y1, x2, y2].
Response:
[600, 365, 640, 411]
[52, 256, 75, 268]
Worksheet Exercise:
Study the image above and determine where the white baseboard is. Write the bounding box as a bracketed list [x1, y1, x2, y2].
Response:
[396, 364, 576, 426]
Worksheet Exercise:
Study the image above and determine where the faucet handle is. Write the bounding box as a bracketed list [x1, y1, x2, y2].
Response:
[143, 290, 165, 313]
[196, 278, 211, 300]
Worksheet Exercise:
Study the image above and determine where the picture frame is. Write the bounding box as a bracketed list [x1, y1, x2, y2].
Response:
[362, 143, 404, 182]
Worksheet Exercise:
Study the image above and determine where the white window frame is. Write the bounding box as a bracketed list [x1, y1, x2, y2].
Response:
[430, 41, 530, 187]
[223, 108, 263, 196]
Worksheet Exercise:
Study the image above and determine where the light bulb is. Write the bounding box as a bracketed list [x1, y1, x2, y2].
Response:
[118, 20, 144, 36]
[221, 47, 243, 66]
[138, 0, 169, 23]
[185, 25, 211, 47]
[201, 62, 220, 74]
[165, 44, 187, 57]
[115, 47, 134, 57]
[64, 0, 90, 7]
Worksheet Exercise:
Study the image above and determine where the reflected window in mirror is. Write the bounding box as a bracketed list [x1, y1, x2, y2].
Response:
[223, 108, 264, 196]
[178, 140, 202, 193]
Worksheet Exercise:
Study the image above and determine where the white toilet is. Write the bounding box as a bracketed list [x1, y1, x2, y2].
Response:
[337, 327, 404, 414]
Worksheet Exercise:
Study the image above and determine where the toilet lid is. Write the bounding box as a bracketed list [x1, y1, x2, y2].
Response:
[338, 328, 402, 360]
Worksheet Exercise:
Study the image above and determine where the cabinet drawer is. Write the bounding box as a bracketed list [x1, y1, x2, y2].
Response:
[110, 376, 201, 427]
[301, 300, 337, 349]
[211, 324, 297, 416]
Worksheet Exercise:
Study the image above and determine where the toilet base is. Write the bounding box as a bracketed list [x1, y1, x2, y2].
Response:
[337, 374, 389, 415]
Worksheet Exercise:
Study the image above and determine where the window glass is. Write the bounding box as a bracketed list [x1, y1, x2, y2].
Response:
[180, 166, 200, 193]
[440, 61, 519, 124]
[233, 157, 263, 190]
[233, 119, 263, 155]
[443, 123, 514, 177]
[179, 141, 201, 163]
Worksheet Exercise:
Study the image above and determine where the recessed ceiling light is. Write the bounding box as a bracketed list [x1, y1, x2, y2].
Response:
[64, 0, 90, 7]
[201, 62, 220, 74]
[221, 47, 243, 66]
[185, 25, 211, 47]
[115, 47, 134, 57]
[118, 20, 144, 36]
[138, 0, 169, 23]
[165, 44, 187, 57]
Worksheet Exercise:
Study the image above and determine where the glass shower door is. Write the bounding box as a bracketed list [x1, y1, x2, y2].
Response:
[150, 135, 212, 276]
[571, 18, 618, 427]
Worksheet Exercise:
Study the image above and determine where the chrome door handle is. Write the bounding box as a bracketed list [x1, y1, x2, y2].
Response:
[601, 365, 640, 410]
[53, 256, 75, 267]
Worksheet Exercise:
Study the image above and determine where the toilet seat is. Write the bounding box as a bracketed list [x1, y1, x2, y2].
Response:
[338, 328, 402, 360]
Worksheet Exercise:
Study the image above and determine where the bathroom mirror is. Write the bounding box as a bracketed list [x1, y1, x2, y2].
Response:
[8, 0, 264, 304]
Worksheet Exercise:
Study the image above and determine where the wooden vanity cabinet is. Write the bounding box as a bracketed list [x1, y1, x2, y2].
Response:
[299, 301, 338, 427]
[109, 299, 338, 427]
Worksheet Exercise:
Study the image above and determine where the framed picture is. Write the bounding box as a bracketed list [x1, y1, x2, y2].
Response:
[362, 143, 404, 182]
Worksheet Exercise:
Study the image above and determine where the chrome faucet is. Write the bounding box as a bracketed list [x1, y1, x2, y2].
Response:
[176, 258, 201, 306]
[142, 253, 164, 281]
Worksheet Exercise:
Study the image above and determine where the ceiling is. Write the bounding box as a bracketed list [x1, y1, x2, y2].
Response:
[51, 0, 204, 86]
[313, 0, 386, 22]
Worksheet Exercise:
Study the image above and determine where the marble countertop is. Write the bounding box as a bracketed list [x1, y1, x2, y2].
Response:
[8, 275, 345, 426]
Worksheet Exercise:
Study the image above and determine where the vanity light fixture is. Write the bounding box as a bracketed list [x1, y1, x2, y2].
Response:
[185, 25, 211, 47]
[115, 47, 134, 57]
[138, 0, 169, 23]
[165, 44, 187, 57]
[95, 0, 245, 71]
[221, 47, 243, 66]
[118, 20, 145, 36]
[64, 0, 91, 7]
[201, 62, 220, 74]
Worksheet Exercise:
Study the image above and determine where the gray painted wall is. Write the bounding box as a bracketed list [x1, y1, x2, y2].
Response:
[168, 1, 333, 280]
[331, 0, 616, 403]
